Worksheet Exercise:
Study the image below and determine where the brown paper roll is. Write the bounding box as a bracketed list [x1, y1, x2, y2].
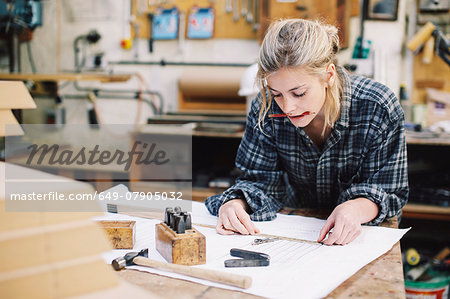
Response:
[178, 67, 247, 98]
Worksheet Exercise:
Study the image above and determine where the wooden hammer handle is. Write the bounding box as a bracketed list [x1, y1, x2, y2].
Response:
[133, 256, 252, 289]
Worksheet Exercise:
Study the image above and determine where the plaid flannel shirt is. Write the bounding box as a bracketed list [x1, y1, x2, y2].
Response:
[205, 69, 408, 225]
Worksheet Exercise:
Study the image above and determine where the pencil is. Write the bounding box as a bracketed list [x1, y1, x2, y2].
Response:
[268, 111, 315, 118]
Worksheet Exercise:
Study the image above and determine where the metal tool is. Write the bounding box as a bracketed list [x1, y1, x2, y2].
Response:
[233, 0, 239, 21]
[225, 0, 232, 13]
[405, 247, 450, 281]
[246, 0, 253, 23]
[164, 206, 191, 234]
[252, 237, 280, 246]
[224, 248, 270, 267]
[253, 0, 259, 32]
[112, 248, 149, 270]
[112, 248, 252, 289]
[241, 0, 248, 16]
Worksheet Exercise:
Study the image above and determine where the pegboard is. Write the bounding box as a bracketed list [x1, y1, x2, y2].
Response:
[131, 0, 258, 40]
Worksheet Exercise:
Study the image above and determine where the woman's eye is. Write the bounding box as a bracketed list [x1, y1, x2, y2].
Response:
[272, 93, 282, 98]
[293, 91, 307, 98]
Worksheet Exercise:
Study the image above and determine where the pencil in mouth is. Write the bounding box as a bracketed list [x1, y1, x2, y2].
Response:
[268, 111, 315, 118]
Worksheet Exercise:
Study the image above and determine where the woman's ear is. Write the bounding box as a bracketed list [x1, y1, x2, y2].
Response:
[327, 64, 336, 87]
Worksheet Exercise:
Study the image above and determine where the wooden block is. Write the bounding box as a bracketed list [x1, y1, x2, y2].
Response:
[97, 220, 136, 249]
[155, 222, 206, 265]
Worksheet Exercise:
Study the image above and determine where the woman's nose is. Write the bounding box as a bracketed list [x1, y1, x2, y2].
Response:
[283, 96, 297, 114]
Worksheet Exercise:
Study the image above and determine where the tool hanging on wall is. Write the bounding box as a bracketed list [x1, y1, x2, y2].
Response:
[233, 0, 239, 21]
[74, 30, 102, 72]
[225, 0, 232, 13]
[241, 0, 247, 16]
[147, 13, 154, 52]
[246, 0, 253, 23]
[253, 0, 258, 31]
[187, 6, 215, 39]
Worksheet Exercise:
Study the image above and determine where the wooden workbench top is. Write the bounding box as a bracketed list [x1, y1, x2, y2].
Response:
[116, 213, 405, 298]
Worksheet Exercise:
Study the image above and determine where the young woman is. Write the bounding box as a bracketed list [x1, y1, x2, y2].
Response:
[205, 19, 408, 245]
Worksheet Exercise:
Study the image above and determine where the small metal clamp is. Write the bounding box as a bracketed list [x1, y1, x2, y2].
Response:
[224, 248, 270, 267]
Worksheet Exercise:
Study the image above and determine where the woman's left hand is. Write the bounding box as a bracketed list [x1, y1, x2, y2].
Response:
[317, 198, 378, 246]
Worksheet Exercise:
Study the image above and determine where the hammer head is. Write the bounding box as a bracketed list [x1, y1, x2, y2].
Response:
[111, 248, 148, 271]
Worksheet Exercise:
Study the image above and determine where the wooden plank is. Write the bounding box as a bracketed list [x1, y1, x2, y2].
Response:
[0, 73, 132, 83]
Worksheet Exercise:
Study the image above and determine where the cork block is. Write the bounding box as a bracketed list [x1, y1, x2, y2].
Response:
[155, 222, 206, 265]
[97, 220, 136, 249]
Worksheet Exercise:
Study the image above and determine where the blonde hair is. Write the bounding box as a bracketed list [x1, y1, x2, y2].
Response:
[257, 19, 343, 136]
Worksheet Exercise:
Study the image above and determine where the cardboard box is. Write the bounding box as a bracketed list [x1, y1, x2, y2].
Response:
[426, 88, 450, 126]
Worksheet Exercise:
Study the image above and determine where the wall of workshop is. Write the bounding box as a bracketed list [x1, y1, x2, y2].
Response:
[2, 0, 410, 125]
[8, 0, 260, 124]
[338, 0, 409, 97]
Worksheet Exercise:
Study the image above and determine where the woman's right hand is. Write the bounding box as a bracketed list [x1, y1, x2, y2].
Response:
[216, 199, 260, 235]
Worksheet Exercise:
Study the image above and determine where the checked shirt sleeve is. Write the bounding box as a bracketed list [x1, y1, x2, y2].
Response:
[204, 99, 286, 221]
[338, 111, 409, 225]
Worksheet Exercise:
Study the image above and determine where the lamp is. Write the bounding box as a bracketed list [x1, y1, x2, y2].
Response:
[0, 80, 36, 136]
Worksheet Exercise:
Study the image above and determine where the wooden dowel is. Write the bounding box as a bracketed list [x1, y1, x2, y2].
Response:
[132, 256, 252, 289]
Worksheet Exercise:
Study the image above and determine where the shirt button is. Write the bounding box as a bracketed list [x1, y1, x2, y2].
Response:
[308, 144, 311, 147]
[321, 166, 325, 169]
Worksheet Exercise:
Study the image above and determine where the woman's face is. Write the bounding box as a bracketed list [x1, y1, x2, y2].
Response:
[266, 66, 332, 128]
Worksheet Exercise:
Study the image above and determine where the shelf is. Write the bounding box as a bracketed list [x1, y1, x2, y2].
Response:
[406, 131, 450, 146]
[402, 203, 450, 221]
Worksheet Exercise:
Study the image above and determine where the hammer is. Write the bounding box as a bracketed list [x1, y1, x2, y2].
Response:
[112, 249, 252, 289]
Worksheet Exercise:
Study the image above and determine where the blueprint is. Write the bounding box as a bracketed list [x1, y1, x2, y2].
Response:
[97, 186, 409, 299]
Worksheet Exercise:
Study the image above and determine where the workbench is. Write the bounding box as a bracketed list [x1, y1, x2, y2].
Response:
[114, 212, 405, 298]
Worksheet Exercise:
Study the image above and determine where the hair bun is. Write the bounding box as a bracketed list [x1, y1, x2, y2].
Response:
[323, 24, 340, 54]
